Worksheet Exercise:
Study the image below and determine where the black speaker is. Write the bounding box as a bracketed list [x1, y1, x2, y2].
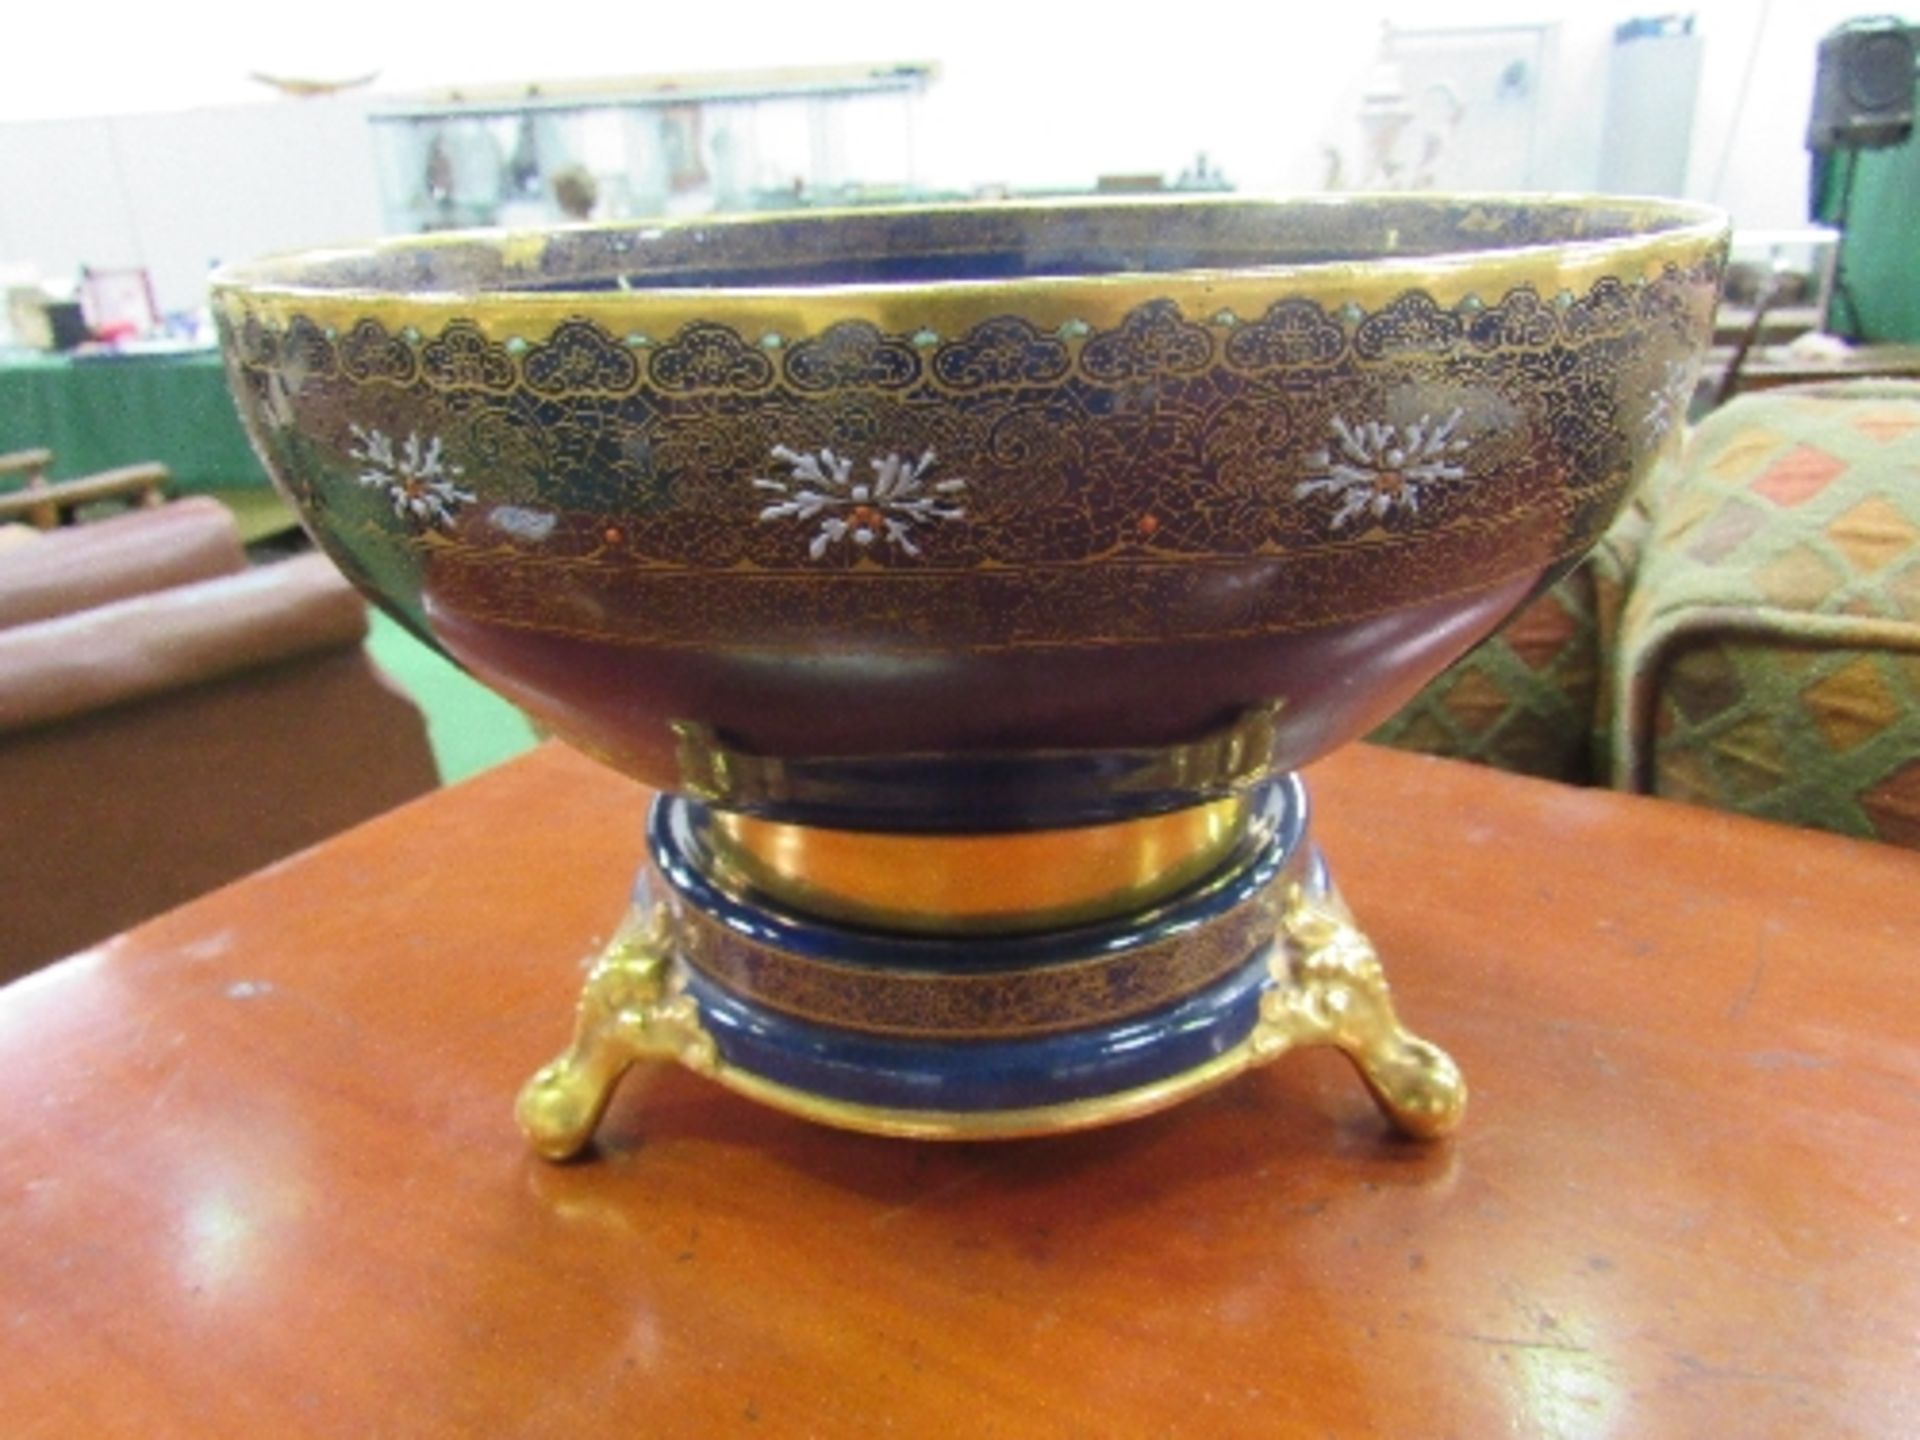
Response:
[1809, 18, 1917, 150]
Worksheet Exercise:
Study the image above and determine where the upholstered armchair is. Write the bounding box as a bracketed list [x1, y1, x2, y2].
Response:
[1374, 379, 1920, 849]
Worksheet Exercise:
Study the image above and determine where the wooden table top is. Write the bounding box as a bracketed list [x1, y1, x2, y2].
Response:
[4, 743, 1916, 1438]
[1709, 339, 1920, 397]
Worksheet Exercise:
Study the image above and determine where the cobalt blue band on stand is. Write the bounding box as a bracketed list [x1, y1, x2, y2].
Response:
[668, 707, 1280, 831]
[648, 777, 1323, 1114]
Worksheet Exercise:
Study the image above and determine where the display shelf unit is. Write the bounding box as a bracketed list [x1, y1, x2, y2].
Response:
[367, 63, 939, 232]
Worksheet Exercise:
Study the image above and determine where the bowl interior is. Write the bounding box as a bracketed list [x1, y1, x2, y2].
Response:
[218, 195, 1724, 298]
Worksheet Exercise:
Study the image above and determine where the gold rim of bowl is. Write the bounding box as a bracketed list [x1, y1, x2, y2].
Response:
[208, 192, 1730, 341]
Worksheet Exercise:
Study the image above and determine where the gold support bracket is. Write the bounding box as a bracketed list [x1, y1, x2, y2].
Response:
[515, 865, 1464, 1157]
[1252, 883, 1467, 1139]
[515, 902, 718, 1161]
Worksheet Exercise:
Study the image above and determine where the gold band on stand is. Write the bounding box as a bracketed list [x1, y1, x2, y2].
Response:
[705, 795, 1251, 934]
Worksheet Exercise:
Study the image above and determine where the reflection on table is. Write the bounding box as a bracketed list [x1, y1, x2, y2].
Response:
[1, 742, 1915, 1436]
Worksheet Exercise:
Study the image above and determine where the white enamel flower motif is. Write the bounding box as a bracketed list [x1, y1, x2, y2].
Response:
[753, 445, 967, 559]
[1295, 409, 1470, 528]
[348, 424, 475, 534]
[1643, 358, 1697, 447]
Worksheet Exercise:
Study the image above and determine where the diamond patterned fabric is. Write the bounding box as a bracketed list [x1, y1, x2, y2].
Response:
[1374, 379, 1920, 849]
[1612, 381, 1920, 846]
[1368, 488, 1653, 785]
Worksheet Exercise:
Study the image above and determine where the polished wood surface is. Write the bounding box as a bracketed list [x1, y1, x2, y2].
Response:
[0, 461, 169, 529]
[3, 743, 1915, 1437]
[1708, 339, 1920, 397]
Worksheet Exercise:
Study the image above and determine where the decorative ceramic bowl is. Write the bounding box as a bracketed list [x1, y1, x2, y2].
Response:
[213, 196, 1725, 826]
[213, 197, 1727, 1155]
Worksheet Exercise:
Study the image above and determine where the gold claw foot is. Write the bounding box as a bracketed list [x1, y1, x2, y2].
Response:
[1253, 883, 1467, 1139]
[516, 900, 717, 1160]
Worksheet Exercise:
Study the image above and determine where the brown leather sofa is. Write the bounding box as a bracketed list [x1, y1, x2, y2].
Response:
[1, 499, 440, 980]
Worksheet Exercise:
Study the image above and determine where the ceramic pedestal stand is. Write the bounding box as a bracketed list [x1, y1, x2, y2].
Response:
[517, 773, 1465, 1158]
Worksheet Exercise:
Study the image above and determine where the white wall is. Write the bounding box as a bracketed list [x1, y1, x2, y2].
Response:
[0, 1, 1879, 314]
[1684, 0, 1878, 226]
[0, 101, 384, 323]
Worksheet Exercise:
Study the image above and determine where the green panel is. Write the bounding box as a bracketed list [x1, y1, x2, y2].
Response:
[1815, 83, 1920, 343]
[363, 609, 540, 785]
[0, 350, 270, 492]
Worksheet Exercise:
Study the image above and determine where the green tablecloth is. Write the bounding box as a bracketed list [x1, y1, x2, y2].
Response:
[0, 349, 269, 492]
